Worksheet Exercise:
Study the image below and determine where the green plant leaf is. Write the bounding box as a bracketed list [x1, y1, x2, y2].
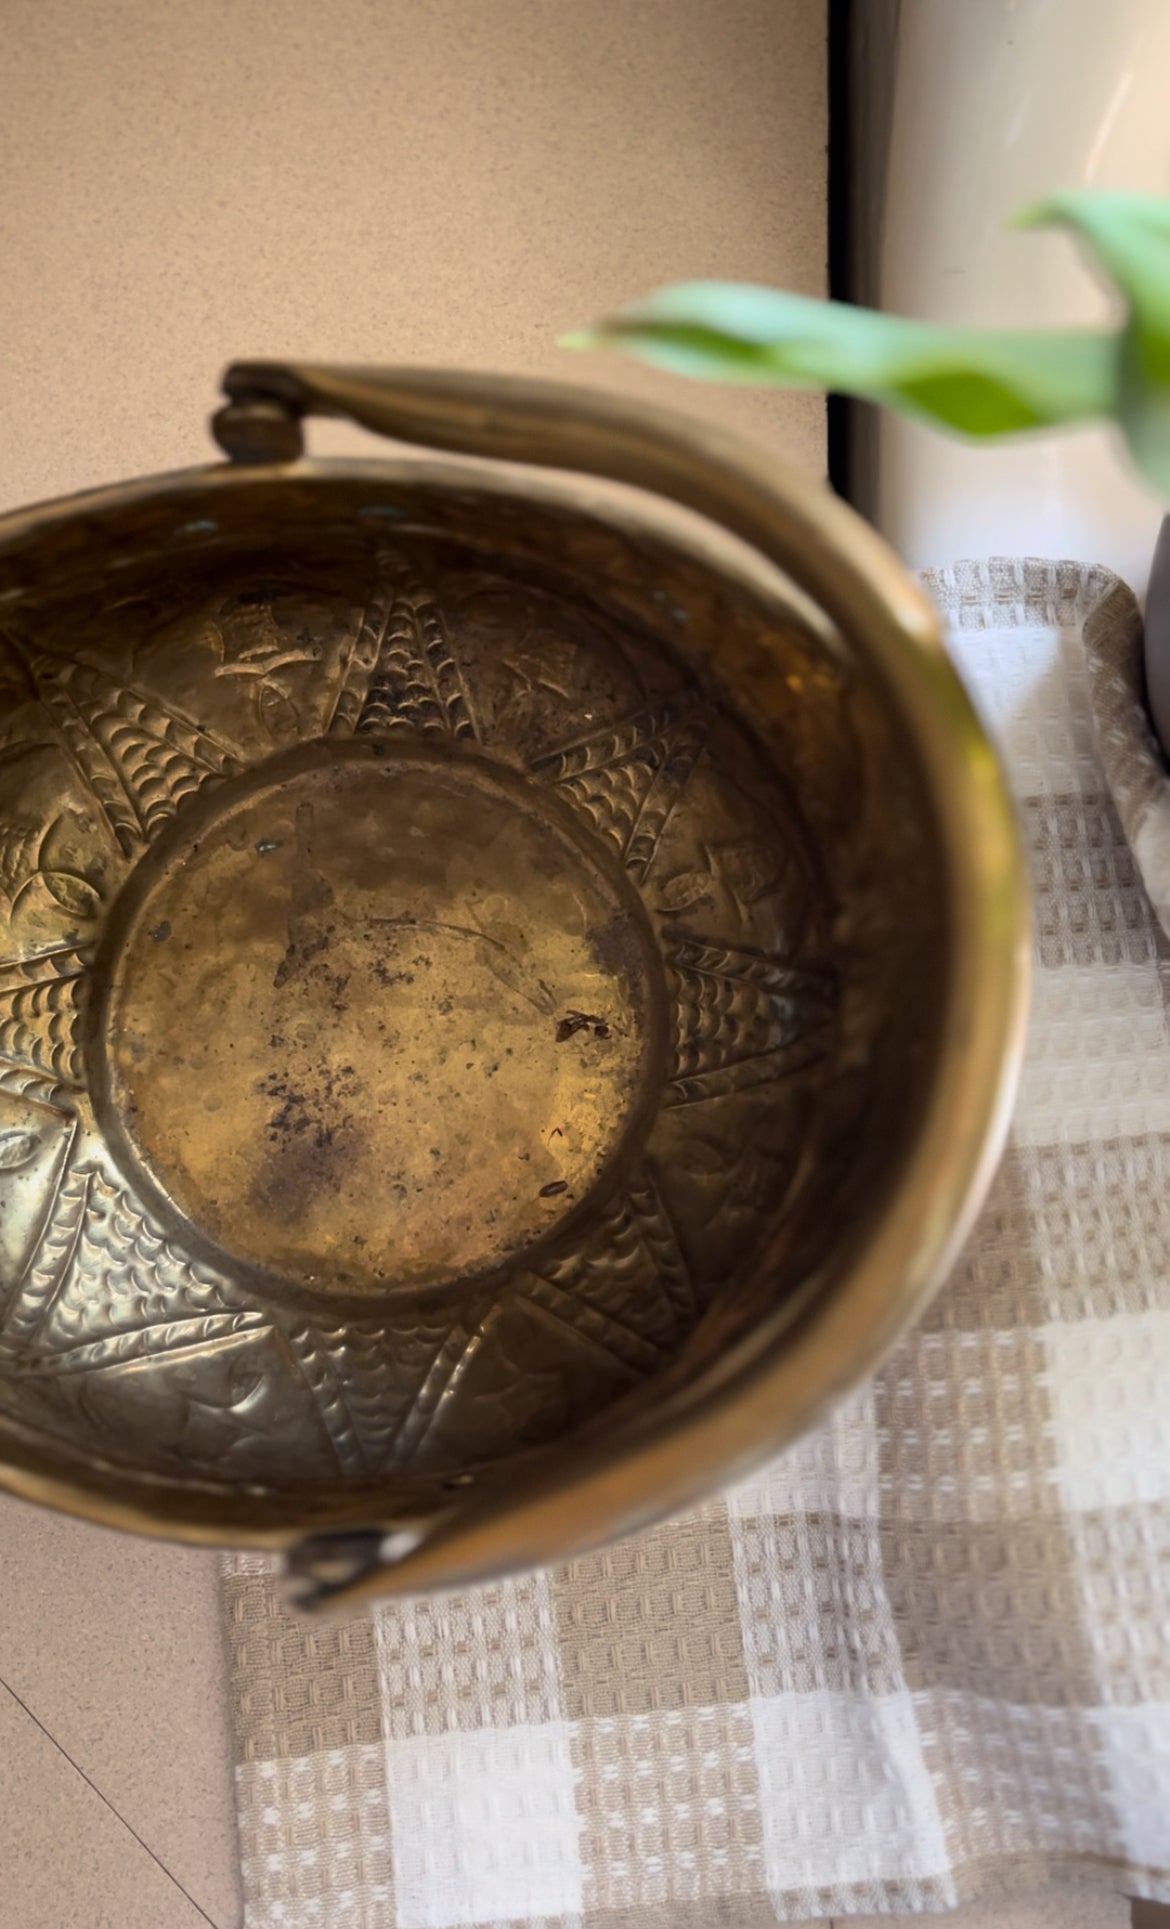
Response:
[567, 190, 1170, 499]
[567, 283, 1117, 437]
[1019, 190, 1170, 495]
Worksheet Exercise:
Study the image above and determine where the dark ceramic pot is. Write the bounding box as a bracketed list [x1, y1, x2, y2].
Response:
[1144, 517, 1170, 759]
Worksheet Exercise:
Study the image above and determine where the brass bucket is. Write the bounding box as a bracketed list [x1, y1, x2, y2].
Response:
[0, 365, 1028, 1608]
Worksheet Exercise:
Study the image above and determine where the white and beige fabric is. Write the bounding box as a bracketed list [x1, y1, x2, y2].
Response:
[222, 559, 1170, 1929]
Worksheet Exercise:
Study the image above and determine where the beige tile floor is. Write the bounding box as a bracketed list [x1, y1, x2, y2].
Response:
[0, 1498, 240, 1928]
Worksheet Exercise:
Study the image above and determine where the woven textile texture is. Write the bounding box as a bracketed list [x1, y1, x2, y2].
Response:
[221, 559, 1170, 1929]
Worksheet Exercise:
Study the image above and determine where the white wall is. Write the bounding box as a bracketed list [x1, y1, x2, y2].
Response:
[876, 0, 1170, 590]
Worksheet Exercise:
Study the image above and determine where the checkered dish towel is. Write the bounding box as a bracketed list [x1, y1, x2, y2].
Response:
[222, 560, 1170, 1928]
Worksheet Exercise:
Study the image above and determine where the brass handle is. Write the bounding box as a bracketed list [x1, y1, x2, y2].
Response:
[214, 360, 942, 665]
[212, 360, 956, 1612]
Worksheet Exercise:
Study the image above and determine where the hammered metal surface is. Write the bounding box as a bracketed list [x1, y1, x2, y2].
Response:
[0, 488, 857, 1504]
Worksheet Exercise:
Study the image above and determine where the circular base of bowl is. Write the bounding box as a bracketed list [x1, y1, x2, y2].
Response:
[90, 738, 662, 1300]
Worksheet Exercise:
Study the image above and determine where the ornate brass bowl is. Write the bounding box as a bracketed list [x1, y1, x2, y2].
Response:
[0, 366, 1028, 1607]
